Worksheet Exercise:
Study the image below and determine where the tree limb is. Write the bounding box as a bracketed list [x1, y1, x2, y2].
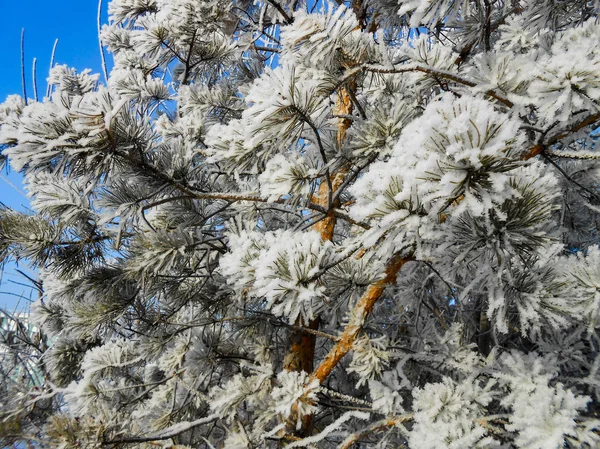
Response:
[338, 414, 413, 449]
[103, 414, 219, 445]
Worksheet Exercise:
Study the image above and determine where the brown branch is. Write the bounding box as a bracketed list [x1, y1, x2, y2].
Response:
[364, 63, 514, 108]
[311, 253, 413, 384]
[120, 155, 371, 229]
[338, 414, 413, 449]
[283, 81, 356, 437]
[522, 111, 600, 159]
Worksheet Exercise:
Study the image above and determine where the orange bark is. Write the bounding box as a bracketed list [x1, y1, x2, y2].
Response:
[283, 318, 320, 373]
[311, 170, 348, 240]
[285, 83, 355, 374]
[311, 253, 412, 384]
[282, 83, 355, 436]
[335, 85, 354, 147]
[521, 112, 600, 160]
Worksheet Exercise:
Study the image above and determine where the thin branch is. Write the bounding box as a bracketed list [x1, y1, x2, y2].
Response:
[287, 322, 339, 341]
[305, 244, 362, 283]
[362, 63, 514, 108]
[20, 29, 27, 105]
[181, 29, 197, 85]
[419, 260, 456, 298]
[346, 86, 366, 120]
[522, 111, 600, 159]
[46, 39, 59, 98]
[253, 44, 281, 53]
[104, 414, 219, 445]
[331, 154, 378, 205]
[292, 104, 334, 204]
[286, 411, 370, 448]
[337, 414, 413, 449]
[15, 269, 43, 294]
[329, 208, 370, 230]
[265, 0, 292, 23]
[127, 153, 371, 228]
[542, 152, 600, 202]
[294, 211, 326, 231]
[98, 0, 109, 83]
[31, 58, 38, 102]
[140, 195, 196, 212]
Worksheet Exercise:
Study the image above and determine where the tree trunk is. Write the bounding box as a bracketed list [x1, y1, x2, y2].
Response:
[283, 84, 355, 436]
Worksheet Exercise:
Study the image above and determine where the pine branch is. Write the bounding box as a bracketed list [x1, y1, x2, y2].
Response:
[181, 29, 197, 85]
[305, 244, 362, 283]
[362, 63, 514, 108]
[523, 111, 600, 159]
[310, 252, 413, 384]
[123, 154, 370, 229]
[337, 414, 413, 449]
[265, 0, 293, 24]
[103, 414, 219, 445]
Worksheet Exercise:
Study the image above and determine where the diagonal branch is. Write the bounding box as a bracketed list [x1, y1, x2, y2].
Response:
[103, 414, 219, 445]
[337, 414, 413, 449]
[265, 0, 292, 23]
[522, 111, 600, 159]
[542, 152, 600, 202]
[311, 252, 413, 384]
[363, 63, 514, 108]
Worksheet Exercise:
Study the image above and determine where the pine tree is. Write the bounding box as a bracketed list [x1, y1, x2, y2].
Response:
[2, 0, 600, 447]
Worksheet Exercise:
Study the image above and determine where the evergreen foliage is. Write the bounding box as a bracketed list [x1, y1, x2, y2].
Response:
[2, 0, 600, 447]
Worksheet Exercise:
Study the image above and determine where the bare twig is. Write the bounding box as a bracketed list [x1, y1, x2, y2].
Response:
[98, 0, 109, 83]
[21, 29, 27, 105]
[31, 58, 38, 102]
[46, 39, 59, 98]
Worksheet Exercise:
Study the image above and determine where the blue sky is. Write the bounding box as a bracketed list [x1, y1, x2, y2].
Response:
[0, 0, 110, 310]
